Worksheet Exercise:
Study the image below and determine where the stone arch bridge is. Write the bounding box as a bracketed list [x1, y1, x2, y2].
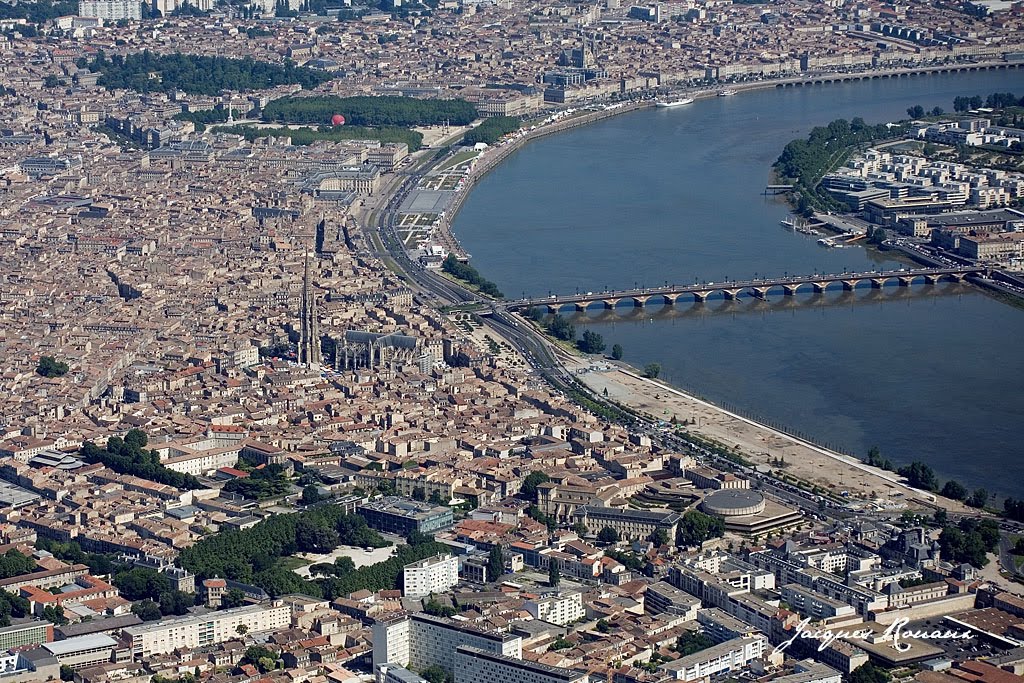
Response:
[510, 266, 986, 314]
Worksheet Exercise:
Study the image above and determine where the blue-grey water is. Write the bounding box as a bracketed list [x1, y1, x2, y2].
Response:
[451, 71, 1024, 499]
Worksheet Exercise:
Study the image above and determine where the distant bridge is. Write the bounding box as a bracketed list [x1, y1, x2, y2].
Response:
[509, 267, 986, 313]
[772, 61, 1021, 88]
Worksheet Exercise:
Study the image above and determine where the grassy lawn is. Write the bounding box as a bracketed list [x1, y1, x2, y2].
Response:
[436, 149, 479, 171]
[276, 556, 311, 572]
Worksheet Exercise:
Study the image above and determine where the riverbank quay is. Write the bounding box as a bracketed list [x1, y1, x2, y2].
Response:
[564, 355, 976, 514]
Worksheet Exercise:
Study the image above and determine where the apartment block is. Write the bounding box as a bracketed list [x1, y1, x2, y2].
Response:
[403, 554, 459, 598]
[122, 602, 290, 659]
[659, 634, 769, 681]
[454, 646, 586, 683]
[372, 612, 522, 672]
[524, 592, 585, 626]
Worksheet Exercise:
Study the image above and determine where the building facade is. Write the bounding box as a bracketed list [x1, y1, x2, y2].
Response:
[122, 603, 290, 658]
[372, 612, 522, 672]
[403, 554, 459, 598]
[454, 646, 586, 683]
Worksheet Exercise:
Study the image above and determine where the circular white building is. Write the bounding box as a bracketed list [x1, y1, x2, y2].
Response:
[701, 489, 766, 517]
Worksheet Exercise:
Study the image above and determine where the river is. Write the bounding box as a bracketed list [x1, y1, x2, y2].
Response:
[451, 70, 1024, 500]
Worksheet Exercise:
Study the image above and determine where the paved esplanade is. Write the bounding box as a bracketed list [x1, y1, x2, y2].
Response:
[511, 266, 986, 312]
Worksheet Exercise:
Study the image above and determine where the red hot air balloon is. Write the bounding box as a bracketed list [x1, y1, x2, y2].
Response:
[331, 114, 346, 126]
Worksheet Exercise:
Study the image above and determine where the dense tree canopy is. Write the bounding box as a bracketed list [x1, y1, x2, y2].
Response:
[578, 330, 606, 354]
[262, 95, 477, 127]
[223, 463, 293, 500]
[0, 551, 35, 580]
[676, 511, 725, 546]
[36, 356, 69, 378]
[82, 431, 201, 491]
[939, 518, 1000, 568]
[0, 590, 29, 627]
[441, 254, 502, 298]
[897, 461, 940, 492]
[520, 471, 550, 501]
[113, 568, 172, 602]
[463, 116, 521, 145]
[180, 504, 390, 596]
[86, 51, 332, 95]
[0, 0, 77, 23]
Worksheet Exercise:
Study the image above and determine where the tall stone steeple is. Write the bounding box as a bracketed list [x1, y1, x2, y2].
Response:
[298, 248, 320, 368]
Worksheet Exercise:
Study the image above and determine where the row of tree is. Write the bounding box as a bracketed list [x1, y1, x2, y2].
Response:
[172, 108, 229, 133]
[953, 92, 1024, 112]
[261, 95, 477, 127]
[216, 124, 424, 152]
[441, 254, 503, 298]
[83, 51, 332, 96]
[463, 116, 521, 145]
[775, 117, 908, 214]
[82, 430, 201, 491]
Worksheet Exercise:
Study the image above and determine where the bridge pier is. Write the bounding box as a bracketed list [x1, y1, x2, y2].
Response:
[812, 282, 827, 293]
[923, 275, 939, 285]
[782, 285, 798, 296]
[631, 296, 649, 307]
[693, 291, 709, 303]
[750, 286, 769, 300]
[574, 303, 587, 312]
[722, 288, 742, 300]
[870, 278, 885, 289]
[842, 280, 856, 291]
[546, 305, 558, 314]
[898, 277, 912, 287]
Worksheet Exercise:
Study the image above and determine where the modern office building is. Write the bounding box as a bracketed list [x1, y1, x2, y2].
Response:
[0, 622, 51, 651]
[403, 554, 459, 598]
[524, 592, 585, 626]
[372, 612, 521, 672]
[42, 634, 119, 670]
[121, 603, 290, 659]
[358, 497, 453, 536]
[454, 646, 586, 683]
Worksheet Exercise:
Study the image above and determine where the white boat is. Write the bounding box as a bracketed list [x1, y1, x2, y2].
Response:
[656, 97, 695, 108]
[717, 89, 736, 97]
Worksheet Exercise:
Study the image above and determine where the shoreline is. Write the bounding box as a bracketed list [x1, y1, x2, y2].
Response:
[437, 58, 1022, 257]
[410, 66, 1018, 509]
[565, 356, 974, 513]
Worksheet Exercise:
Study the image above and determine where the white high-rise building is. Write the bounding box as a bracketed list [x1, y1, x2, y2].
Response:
[524, 592, 585, 626]
[372, 613, 521, 672]
[454, 646, 587, 683]
[403, 554, 459, 598]
[78, 0, 142, 20]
